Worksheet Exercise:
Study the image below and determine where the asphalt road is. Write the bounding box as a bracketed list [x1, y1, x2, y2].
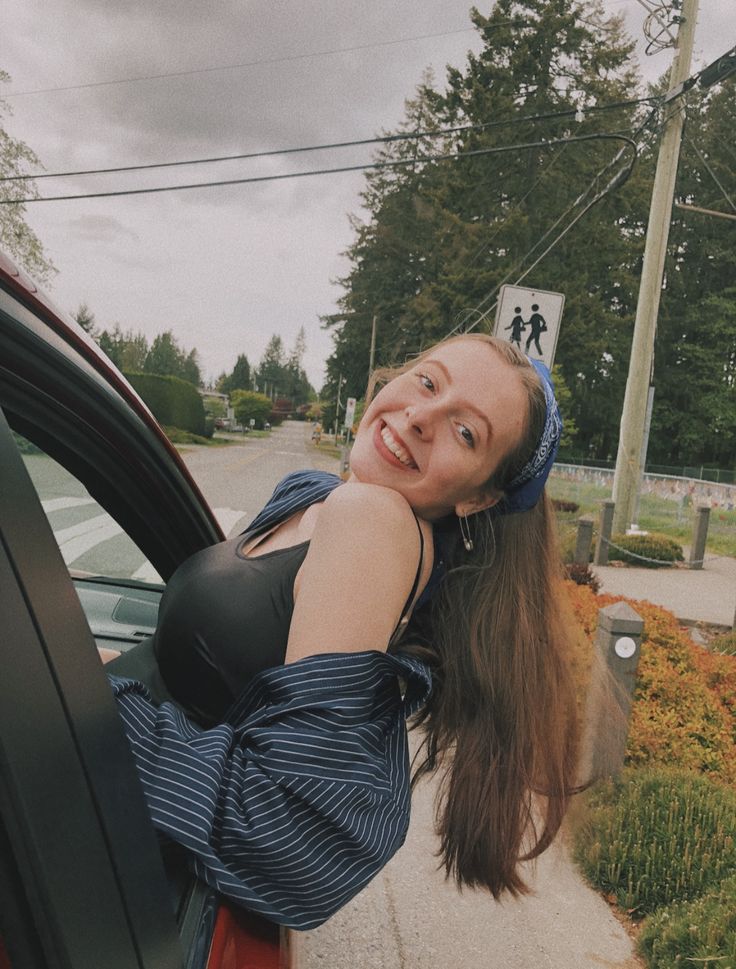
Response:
[180, 420, 339, 535]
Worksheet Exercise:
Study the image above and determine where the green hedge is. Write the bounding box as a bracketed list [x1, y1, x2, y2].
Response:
[125, 372, 205, 436]
[573, 768, 736, 917]
[638, 873, 736, 968]
[607, 532, 684, 568]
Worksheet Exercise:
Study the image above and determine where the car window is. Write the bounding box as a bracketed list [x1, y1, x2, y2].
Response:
[15, 431, 161, 584]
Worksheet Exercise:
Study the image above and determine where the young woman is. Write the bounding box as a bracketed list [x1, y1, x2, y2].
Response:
[108, 333, 578, 929]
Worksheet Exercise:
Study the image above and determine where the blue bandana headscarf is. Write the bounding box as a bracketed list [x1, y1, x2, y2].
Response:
[498, 358, 562, 515]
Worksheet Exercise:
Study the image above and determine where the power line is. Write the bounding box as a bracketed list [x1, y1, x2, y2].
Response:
[0, 26, 479, 99]
[685, 135, 736, 213]
[0, 97, 656, 183]
[0, 133, 640, 204]
[444, 108, 659, 338]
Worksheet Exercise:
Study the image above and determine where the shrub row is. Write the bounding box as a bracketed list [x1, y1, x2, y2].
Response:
[573, 769, 736, 915]
[567, 584, 736, 967]
[607, 532, 684, 568]
[125, 372, 206, 436]
[638, 872, 736, 967]
[565, 583, 736, 782]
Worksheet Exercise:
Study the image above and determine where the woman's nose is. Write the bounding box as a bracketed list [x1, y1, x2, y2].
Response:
[405, 403, 433, 437]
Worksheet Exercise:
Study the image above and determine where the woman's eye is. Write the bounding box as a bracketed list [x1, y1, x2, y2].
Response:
[459, 425, 475, 448]
[418, 373, 435, 392]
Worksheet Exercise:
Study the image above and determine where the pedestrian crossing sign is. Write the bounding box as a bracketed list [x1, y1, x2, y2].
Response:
[493, 284, 564, 369]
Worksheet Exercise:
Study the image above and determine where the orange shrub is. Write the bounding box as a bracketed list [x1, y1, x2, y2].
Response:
[563, 581, 736, 784]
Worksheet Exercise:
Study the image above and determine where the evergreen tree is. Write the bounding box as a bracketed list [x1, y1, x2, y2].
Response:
[257, 335, 286, 397]
[218, 354, 251, 395]
[74, 303, 97, 337]
[144, 331, 184, 378]
[646, 83, 736, 468]
[325, 1, 652, 460]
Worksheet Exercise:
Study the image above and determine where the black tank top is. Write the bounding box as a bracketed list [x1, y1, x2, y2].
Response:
[154, 521, 425, 726]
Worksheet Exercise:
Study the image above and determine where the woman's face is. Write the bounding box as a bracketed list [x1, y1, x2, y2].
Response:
[349, 340, 529, 520]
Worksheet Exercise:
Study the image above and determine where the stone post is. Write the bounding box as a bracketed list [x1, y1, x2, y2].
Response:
[689, 505, 710, 570]
[574, 516, 595, 565]
[593, 500, 615, 566]
[581, 602, 644, 782]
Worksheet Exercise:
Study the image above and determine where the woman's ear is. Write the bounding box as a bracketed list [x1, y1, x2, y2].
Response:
[455, 490, 501, 518]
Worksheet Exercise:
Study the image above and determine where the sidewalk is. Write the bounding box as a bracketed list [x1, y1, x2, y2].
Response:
[302, 739, 640, 969]
[593, 552, 736, 628]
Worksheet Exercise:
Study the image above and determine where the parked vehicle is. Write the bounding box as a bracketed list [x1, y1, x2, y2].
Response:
[0, 250, 295, 969]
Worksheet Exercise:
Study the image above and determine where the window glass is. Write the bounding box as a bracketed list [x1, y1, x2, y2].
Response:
[16, 432, 161, 583]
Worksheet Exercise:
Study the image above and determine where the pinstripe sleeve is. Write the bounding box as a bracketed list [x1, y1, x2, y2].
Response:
[109, 650, 431, 930]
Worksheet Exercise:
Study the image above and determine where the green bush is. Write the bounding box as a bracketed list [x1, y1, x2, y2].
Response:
[552, 497, 580, 514]
[607, 532, 684, 568]
[638, 873, 736, 968]
[231, 390, 272, 429]
[712, 630, 736, 657]
[125, 372, 205, 436]
[573, 768, 736, 917]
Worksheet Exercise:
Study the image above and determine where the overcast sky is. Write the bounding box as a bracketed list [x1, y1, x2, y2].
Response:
[1, 1, 731, 389]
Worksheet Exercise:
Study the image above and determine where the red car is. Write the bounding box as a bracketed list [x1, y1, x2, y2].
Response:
[0, 250, 296, 969]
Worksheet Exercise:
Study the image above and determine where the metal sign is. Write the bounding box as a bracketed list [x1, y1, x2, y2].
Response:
[344, 397, 357, 429]
[493, 284, 565, 369]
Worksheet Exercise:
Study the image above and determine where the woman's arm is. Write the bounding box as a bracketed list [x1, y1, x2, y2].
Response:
[110, 649, 432, 929]
[286, 483, 432, 664]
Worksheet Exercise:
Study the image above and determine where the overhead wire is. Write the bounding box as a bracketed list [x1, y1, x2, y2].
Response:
[1, 133, 641, 205]
[0, 96, 657, 183]
[442, 105, 662, 339]
[0, 25, 480, 99]
[684, 135, 736, 213]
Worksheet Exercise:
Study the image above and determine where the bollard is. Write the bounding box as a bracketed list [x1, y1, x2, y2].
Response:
[581, 601, 643, 782]
[689, 505, 710, 570]
[593, 500, 615, 566]
[574, 516, 595, 565]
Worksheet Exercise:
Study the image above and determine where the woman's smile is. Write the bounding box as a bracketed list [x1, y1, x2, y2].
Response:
[375, 420, 419, 470]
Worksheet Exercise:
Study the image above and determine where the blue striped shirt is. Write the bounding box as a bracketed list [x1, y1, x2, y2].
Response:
[110, 470, 433, 930]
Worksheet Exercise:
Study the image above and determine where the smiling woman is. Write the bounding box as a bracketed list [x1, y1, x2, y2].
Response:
[109, 331, 578, 926]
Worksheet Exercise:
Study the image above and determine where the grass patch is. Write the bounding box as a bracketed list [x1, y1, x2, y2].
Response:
[549, 476, 736, 559]
[163, 426, 224, 446]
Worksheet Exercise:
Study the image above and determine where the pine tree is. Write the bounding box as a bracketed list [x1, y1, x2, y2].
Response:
[324, 1, 646, 459]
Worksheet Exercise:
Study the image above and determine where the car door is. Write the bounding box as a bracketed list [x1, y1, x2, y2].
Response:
[0, 258, 290, 969]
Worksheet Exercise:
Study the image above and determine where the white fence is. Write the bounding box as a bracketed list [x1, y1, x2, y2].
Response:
[551, 463, 736, 510]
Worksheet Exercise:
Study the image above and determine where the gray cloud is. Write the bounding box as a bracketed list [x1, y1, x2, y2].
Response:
[2, 0, 729, 388]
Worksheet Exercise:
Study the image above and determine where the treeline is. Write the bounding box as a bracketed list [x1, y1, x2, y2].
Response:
[75, 306, 204, 386]
[322, 0, 735, 469]
[76, 305, 316, 411]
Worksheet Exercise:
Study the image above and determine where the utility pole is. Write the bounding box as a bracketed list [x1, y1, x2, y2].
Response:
[611, 0, 699, 534]
[369, 314, 377, 376]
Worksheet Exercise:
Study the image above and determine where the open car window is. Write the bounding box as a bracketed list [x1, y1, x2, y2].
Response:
[17, 431, 161, 583]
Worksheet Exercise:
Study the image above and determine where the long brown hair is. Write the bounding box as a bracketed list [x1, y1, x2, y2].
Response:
[368, 334, 580, 898]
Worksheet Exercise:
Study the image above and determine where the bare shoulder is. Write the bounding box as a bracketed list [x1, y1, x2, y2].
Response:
[314, 483, 433, 564]
[319, 481, 417, 526]
[286, 483, 433, 662]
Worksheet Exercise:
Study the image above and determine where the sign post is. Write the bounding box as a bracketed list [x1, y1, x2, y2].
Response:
[493, 284, 565, 369]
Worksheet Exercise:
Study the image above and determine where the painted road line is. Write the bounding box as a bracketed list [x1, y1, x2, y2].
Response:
[42, 496, 97, 513]
[54, 513, 123, 563]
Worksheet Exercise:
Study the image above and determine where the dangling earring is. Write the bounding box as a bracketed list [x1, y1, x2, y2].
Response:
[459, 513, 473, 552]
